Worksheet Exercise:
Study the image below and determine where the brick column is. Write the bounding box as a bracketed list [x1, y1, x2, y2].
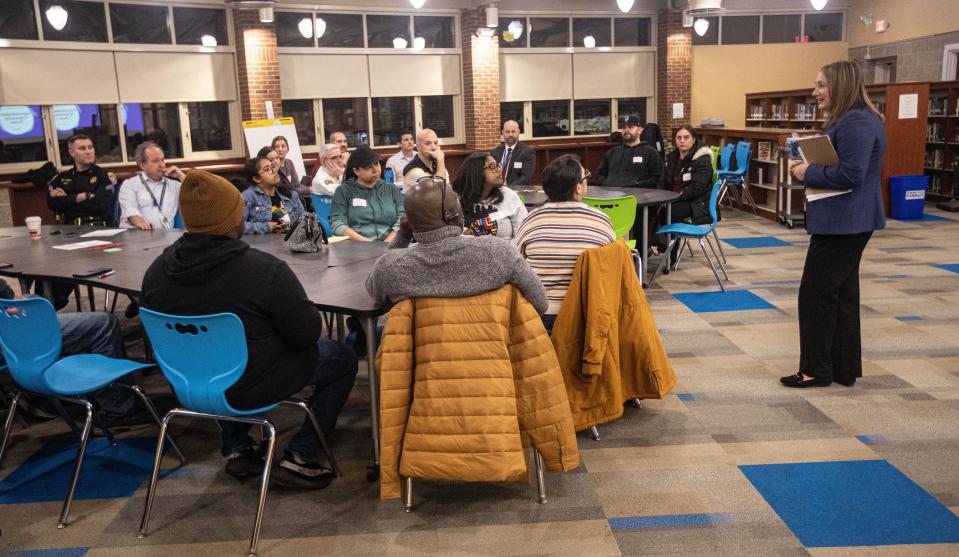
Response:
[232, 10, 281, 122]
[656, 10, 692, 134]
[461, 7, 501, 150]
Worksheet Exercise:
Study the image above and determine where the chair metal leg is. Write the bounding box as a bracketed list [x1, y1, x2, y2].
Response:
[647, 238, 678, 288]
[699, 238, 726, 292]
[90, 410, 116, 446]
[403, 476, 413, 513]
[249, 422, 277, 556]
[588, 426, 600, 441]
[672, 238, 689, 271]
[686, 240, 695, 257]
[0, 390, 20, 467]
[362, 316, 381, 472]
[58, 397, 95, 528]
[86, 285, 97, 312]
[49, 397, 83, 438]
[335, 314, 346, 343]
[705, 234, 729, 280]
[632, 398, 642, 408]
[128, 385, 186, 466]
[533, 449, 547, 504]
[711, 228, 727, 264]
[281, 399, 341, 477]
[138, 412, 172, 541]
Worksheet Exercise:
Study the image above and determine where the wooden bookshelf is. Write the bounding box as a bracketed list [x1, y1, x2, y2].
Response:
[745, 89, 823, 130]
[924, 80, 959, 200]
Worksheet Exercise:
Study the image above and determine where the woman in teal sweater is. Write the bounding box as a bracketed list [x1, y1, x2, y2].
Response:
[329, 146, 404, 242]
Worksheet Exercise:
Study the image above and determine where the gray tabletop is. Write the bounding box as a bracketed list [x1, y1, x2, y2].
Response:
[511, 186, 680, 207]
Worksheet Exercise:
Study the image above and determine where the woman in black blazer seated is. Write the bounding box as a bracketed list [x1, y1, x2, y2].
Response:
[782, 60, 886, 388]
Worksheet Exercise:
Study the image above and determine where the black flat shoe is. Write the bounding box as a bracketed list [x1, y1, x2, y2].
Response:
[780, 373, 831, 388]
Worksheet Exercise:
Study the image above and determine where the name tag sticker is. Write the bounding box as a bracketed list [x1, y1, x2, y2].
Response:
[488, 211, 505, 221]
[632, 156, 643, 163]
[513, 162, 522, 169]
[352, 198, 368, 207]
[682, 173, 692, 181]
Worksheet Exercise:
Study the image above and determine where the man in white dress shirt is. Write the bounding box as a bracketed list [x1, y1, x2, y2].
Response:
[118, 142, 186, 229]
[384, 132, 415, 188]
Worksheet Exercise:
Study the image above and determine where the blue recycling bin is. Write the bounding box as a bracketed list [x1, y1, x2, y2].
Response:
[890, 175, 929, 220]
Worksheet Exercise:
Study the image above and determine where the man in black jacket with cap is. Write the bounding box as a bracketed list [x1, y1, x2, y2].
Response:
[142, 170, 357, 489]
[596, 115, 662, 189]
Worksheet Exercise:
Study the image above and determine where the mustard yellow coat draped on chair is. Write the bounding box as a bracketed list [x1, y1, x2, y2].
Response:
[377, 285, 580, 500]
[551, 240, 676, 431]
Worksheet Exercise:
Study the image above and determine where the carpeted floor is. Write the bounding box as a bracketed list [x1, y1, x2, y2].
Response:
[2, 208, 959, 556]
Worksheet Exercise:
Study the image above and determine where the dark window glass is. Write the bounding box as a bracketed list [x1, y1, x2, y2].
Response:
[282, 99, 316, 147]
[721, 15, 760, 45]
[763, 14, 801, 44]
[187, 102, 231, 152]
[498, 17, 527, 48]
[110, 3, 170, 44]
[0, 0, 39, 40]
[529, 17, 568, 48]
[123, 103, 182, 161]
[323, 98, 369, 147]
[691, 16, 719, 45]
[371, 97, 413, 147]
[414, 16, 454, 48]
[40, 0, 107, 43]
[422, 96, 454, 138]
[173, 7, 228, 46]
[613, 17, 651, 47]
[0, 106, 47, 164]
[500, 102, 525, 134]
[532, 100, 570, 137]
[316, 13, 363, 48]
[367, 15, 409, 49]
[617, 97, 647, 126]
[805, 12, 843, 42]
[54, 104, 121, 164]
[573, 18, 611, 49]
[276, 12, 314, 47]
[574, 99, 610, 136]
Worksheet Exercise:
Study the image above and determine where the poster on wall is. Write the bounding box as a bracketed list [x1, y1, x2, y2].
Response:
[242, 117, 306, 182]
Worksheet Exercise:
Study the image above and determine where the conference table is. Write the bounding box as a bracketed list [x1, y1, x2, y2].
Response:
[0, 225, 389, 474]
[512, 185, 681, 285]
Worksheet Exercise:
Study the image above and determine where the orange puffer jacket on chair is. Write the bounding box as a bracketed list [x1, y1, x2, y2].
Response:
[376, 284, 580, 500]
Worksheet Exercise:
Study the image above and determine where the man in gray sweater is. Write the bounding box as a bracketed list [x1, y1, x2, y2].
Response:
[366, 176, 547, 314]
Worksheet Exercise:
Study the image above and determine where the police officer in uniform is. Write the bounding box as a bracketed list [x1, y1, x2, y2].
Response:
[47, 134, 117, 226]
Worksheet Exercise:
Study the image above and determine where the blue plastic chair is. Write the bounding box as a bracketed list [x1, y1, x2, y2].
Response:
[138, 309, 340, 556]
[648, 180, 729, 291]
[310, 193, 334, 237]
[715, 141, 757, 214]
[0, 297, 183, 528]
[173, 212, 184, 229]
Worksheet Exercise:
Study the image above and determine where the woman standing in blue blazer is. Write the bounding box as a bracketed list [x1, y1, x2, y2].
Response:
[781, 60, 886, 388]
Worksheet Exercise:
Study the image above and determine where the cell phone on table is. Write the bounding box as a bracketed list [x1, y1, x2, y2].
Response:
[73, 267, 113, 278]
[0, 262, 13, 269]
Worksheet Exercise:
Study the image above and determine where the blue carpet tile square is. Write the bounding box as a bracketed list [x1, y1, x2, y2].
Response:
[740, 460, 959, 547]
[677, 393, 705, 401]
[674, 290, 776, 313]
[722, 236, 793, 249]
[0, 437, 160, 504]
[609, 513, 731, 530]
[917, 214, 954, 222]
[752, 279, 802, 285]
[895, 316, 922, 321]
[855, 435, 889, 445]
[6, 549, 89, 557]
[934, 263, 959, 275]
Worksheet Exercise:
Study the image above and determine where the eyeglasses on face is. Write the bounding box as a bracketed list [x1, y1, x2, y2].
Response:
[580, 169, 592, 183]
[484, 162, 502, 171]
[258, 163, 277, 175]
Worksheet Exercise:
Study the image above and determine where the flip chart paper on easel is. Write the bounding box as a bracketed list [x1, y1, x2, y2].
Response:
[898, 94, 918, 119]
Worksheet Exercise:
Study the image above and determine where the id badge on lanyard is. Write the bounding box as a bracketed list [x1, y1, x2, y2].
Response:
[139, 173, 170, 228]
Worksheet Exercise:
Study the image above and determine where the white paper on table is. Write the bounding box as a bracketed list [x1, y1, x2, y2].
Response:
[898, 93, 918, 119]
[53, 240, 112, 250]
[327, 236, 349, 244]
[79, 229, 126, 238]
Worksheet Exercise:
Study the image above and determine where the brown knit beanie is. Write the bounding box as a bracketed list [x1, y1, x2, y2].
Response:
[178, 170, 244, 236]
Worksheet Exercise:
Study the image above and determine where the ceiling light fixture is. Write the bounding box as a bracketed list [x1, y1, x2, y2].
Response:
[315, 17, 326, 40]
[200, 34, 218, 47]
[412, 36, 426, 50]
[45, 3, 68, 31]
[617, 0, 635, 13]
[393, 37, 408, 48]
[410, 0, 426, 9]
[694, 18, 710, 36]
[507, 20, 524, 40]
[298, 17, 312, 39]
[485, 5, 498, 27]
[258, 7, 274, 23]
[811, 0, 828, 10]
[583, 34, 596, 48]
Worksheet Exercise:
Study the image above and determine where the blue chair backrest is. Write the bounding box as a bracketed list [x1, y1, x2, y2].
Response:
[734, 141, 751, 174]
[140, 309, 250, 416]
[707, 179, 723, 229]
[173, 212, 184, 229]
[719, 144, 735, 171]
[310, 194, 334, 237]
[0, 297, 61, 394]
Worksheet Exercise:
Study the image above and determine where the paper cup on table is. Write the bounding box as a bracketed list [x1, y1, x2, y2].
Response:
[25, 216, 42, 238]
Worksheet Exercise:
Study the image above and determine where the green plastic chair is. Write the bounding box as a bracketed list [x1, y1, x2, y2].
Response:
[583, 196, 637, 249]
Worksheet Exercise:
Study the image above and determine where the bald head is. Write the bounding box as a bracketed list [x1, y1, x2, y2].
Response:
[404, 176, 464, 234]
[415, 128, 441, 163]
[502, 120, 520, 147]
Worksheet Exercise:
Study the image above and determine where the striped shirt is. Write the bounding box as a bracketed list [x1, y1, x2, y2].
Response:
[513, 201, 616, 314]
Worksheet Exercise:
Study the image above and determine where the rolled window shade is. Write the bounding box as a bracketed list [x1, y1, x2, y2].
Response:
[0, 49, 119, 104]
[500, 53, 572, 102]
[573, 52, 654, 99]
[368, 54, 461, 97]
[115, 52, 237, 103]
[280, 54, 370, 99]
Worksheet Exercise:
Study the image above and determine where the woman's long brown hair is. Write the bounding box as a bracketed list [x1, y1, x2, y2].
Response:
[820, 60, 882, 127]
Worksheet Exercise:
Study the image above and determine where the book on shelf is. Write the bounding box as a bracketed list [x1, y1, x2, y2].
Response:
[926, 122, 944, 142]
[757, 141, 772, 160]
[928, 97, 947, 117]
[794, 135, 852, 202]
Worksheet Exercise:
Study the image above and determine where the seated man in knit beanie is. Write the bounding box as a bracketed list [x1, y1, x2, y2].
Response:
[141, 170, 358, 489]
[365, 176, 547, 314]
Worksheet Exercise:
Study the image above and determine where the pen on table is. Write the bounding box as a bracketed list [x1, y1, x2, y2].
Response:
[98, 270, 116, 279]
